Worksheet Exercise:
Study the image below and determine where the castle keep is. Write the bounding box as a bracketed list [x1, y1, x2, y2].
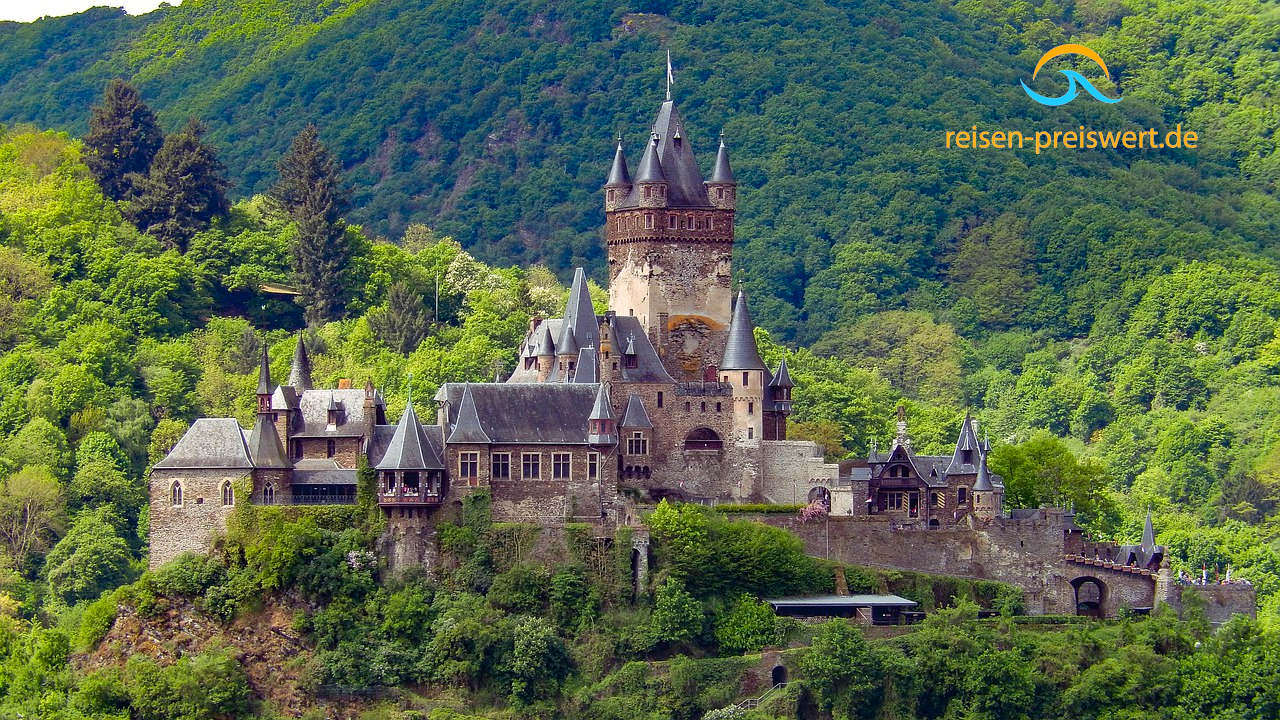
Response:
[148, 92, 1255, 621]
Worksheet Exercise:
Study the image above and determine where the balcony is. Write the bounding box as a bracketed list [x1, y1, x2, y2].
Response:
[378, 491, 443, 506]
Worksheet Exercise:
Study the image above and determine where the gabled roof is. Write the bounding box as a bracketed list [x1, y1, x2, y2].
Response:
[574, 346, 599, 383]
[620, 394, 653, 428]
[377, 396, 446, 470]
[245, 414, 290, 469]
[288, 332, 313, 391]
[293, 388, 378, 437]
[447, 384, 493, 444]
[605, 140, 632, 187]
[610, 315, 676, 383]
[710, 134, 735, 184]
[440, 382, 600, 444]
[270, 385, 299, 411]
[720, 291, 767, 371]
[153, 418, 254, 470]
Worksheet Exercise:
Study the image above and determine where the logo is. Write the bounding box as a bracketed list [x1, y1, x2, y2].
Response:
[1021, 44, 1121, 106]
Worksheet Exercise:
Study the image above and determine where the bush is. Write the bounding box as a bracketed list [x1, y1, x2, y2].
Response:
[488, 563, 549, 614]
[714, 594, 784, 655]
[76, 592, 119, 649]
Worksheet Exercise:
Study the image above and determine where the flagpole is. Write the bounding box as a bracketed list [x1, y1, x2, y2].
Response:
[666, 50, 673, 101]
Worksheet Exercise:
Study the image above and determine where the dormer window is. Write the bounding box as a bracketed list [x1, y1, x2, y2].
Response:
[624, 354, 637, 369]
[962, 449, 973, 465]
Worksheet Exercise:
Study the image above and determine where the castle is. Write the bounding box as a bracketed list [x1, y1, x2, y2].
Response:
[148, 92, 1255, 621]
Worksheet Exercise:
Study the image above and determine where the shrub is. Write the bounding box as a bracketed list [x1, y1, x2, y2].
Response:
[76, 592, 119, 649]
[714, 594, 784, 655]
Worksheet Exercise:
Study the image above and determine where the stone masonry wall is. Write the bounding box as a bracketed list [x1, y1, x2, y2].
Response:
[759, 441, 840, 505]
[752, 512, 1157, 616]
[1180, 585, 1258, 624]
[149, 469, 246, 568]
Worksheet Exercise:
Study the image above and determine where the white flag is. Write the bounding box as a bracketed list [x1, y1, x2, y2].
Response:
[666, 50, 674, 99]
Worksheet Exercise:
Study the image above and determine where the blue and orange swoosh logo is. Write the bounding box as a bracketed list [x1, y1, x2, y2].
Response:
[1021, 44, 1121, 106]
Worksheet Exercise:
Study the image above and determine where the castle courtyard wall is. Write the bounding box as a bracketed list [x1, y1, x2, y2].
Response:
[148, 469, 246, 568]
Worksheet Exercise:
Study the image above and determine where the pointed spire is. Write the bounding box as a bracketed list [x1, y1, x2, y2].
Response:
[588, 382, 617, 445]
[606, 138, 632, 187]
[720, 290, 766, 371]
[562, 267, 599, 351]
[589, 383, 613, 421]
[447, 384, 491, 444]
[945, 412, 980, 475]
[557, 324, 578, 357]
[288, 332, 312, 390]
[768, 358, 794, 388]
[1141, 509, 1156, 552]
[246, 413, 290, 469]
[710, 133, 735, 184]
[377, 389, 444, 470]
[973, 439, 993, 492]
[620, 394, 653, 428]
[574, 346, 599, 383]
[256, 343, 272, 395]
[635, 132, 666, 183]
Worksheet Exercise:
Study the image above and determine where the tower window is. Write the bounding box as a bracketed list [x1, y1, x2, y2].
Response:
[221, 481, 233, 506]
[716, 402, 722, 412]
[669, 215, 676, 228]
[743, 372, 749, 386]
[608, 189, 615, 201]
[958, 487, 968, 504]
[962, 449, 973, 464]
[657, 392, 663, 408]
[748, 427, 754, 439]
[717, 187, 724, 199]
[644, 187, 651, 198]
[327, 439, 336, 457]
[749, 401, 754, 415]
[263, 483, 276, 505]
[685, 402, 691, 412]
[459, 451, 479, 480]
[645, 214, 654, 229]
[628, 432, 648, 455]
[170, 481, 183, 506]
[701, 401, 706, 412]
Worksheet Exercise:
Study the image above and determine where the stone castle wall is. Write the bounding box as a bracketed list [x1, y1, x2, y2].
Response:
[1177, 584, 1258, 625]
[149, 469, 246, 568]
[759, 441, 840, 505]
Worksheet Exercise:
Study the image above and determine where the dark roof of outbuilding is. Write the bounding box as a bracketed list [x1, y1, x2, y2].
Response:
[154, 418, 254, 470]
[440, 382, 600, 444]
[447, 384, 493, 444]
[620, 394, 653, 428]
[246, 414, 290, 469]
[377, 396, 446, 470]
[720, 291, 767, 371]
[288, 333, 313, 390]
[606, 140, 632, 187]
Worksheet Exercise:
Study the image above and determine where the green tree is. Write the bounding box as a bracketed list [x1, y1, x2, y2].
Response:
[368, 281, 433, 354]
[82, 79, 163, 201]
[271, 125, 351, 324]
[649, 578, 704, 650]
[508, 615, 571, 706]
[800, 620, 883, 720]
[714, 594, 783, 654]
[44, 506, 132, 604]
[127, 119, 229, 250]
[0, 465, 65, 563]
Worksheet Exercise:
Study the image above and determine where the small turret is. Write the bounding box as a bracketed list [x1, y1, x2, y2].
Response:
[288, 332, 313, 391]
[588, 383, 617, 446]
[765, 357, 794, 441]
[634, 132, 668, 208]
[720, 291, 767, 372]
[447, 384, 492, 444]
[604, 138, 632, 211]
[720, 291, 766, 442]
[706, 133, 736, 210]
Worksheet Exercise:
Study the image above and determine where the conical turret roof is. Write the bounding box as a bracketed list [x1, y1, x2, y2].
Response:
[447, 384, 491, 444]
[376, 391, 443, 470]
[1141, 510, 1156, 552]
[768, 358, 794, 388]
[557, 324, 578, 357]
[288, 332, 313, 390]
[533, 322, 555, 356]
[945, 413, 981, 475]
[635, 132, 666, 184]
[589, 382, 613, 422]
[562, 267, 599, 352]
[574, 346, 599, 383]
[606, 140, 632, 187]
[710, 134, 735, 183]
[973, 441, 993, 492]
[720, 291, 767, 371]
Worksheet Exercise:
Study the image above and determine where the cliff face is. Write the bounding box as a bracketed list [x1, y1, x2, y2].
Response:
[76, 598, 367, 719]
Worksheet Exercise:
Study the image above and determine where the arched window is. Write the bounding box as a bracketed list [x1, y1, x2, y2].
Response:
[684, 427, 723, 451]
[170, 481, 183, 506]
[221, 481, 233, 506]
[263, 482, 276, 505]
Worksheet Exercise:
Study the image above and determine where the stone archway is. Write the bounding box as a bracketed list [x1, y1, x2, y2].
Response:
[1071, 576, 1107, 618]
[807, 486, 831, 509]
[771, 665, 788, 685]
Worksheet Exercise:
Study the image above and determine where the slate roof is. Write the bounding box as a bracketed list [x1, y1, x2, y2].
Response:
[574, 346, 599, 383]
[620, 394, 653, 428]
[720, 291, 767, 371]
[154, 418, 254, 470]
[377, 397, 446, 470]
[972, 449, 994, 492]
[533, 322, 555, 356]
[945, 414, 981, 475]
[633, 133, 666, 184]
[288, 333, 313, 390]
[446, 384, 493, 444]
[606, 140, 632, 187]
[710, 135, 735, 184]
[562, 268, 600, 353]
[293, 388, 378, 437]
[609, 315, 676, 383]
[439, 382, 600, 444]
[768, 358, 794, 388]
[256, 345, 272, 395]
[618, 100, 712, 208]
[291, 458, 358, 485]
[271, 385, 299, 411]
[245, 414, 290, 469]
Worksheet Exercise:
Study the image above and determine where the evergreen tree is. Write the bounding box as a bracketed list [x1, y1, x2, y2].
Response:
[368, 281, 433, 354]
[271, 125, 351, 324]
[83, 79, 163, 202]
[127, 119, 229, 250]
